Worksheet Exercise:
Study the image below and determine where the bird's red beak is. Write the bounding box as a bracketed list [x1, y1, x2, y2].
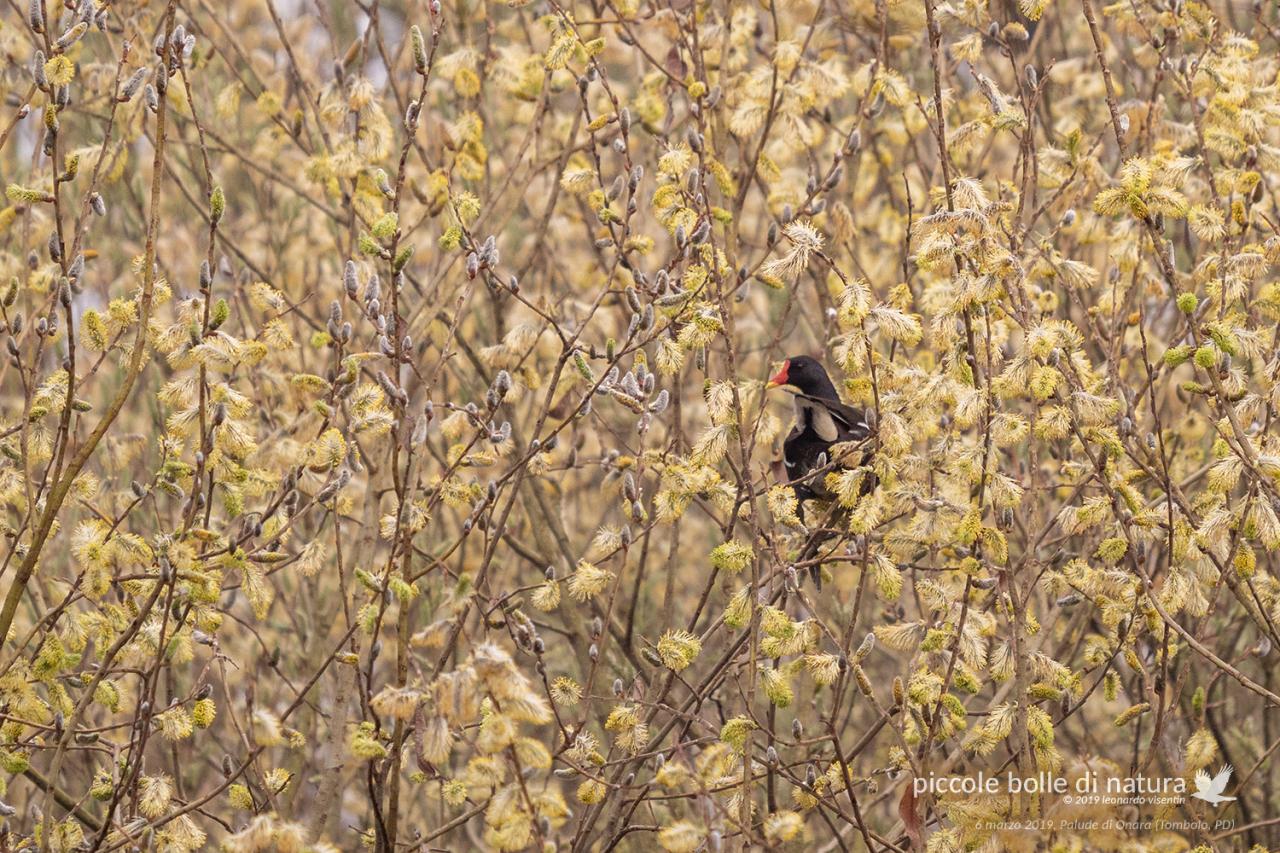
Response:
[767, 360, 790, 389]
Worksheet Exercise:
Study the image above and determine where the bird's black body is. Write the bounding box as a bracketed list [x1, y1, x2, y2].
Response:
[768, 357, 873, 583]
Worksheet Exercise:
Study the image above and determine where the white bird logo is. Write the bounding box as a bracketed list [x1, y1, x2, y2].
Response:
[1191, 764, 1236, 805]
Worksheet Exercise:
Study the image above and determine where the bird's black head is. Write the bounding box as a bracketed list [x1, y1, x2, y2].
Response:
[767, 355, 839, 399]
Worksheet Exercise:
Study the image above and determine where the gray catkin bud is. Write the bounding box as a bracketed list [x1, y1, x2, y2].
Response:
[640, 304, 654, 332]
[29, 0, 45, 32]
[90, 193, 106, 216]
[122, 68, 147, 100]
[624, 286, 642, 313]
[33, 51, 47, 87]
[621, 371, 641, 398]
[344, 260, 358, 297]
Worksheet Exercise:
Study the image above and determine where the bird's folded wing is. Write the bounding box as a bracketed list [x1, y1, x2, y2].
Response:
[797, 394, 870, 438]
